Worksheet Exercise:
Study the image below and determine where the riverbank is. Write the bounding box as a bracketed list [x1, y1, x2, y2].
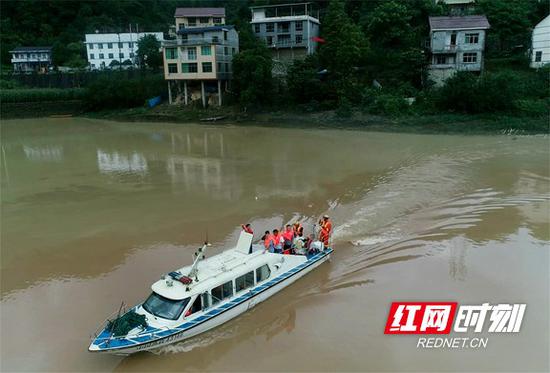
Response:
[84, 104, 549, 135]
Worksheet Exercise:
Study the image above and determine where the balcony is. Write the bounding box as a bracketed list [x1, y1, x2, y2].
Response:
[163, 38, 226, 47]
[266, 38, 307, 49]
[11, 56, 51, 63]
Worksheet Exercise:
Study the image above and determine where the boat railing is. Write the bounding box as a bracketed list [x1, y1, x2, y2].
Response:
[90, 304, 129, 340]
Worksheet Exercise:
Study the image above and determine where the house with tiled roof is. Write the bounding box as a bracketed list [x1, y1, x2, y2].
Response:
[10, 46, 52, 73]
[426, 15, 490, 86]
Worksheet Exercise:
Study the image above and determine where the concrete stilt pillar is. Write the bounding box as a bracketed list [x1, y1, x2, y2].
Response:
[201, 81, 206, 108]
[184, 81, 188, 105]
[217, 80, 222, 106]
[168, 81, 172, 104]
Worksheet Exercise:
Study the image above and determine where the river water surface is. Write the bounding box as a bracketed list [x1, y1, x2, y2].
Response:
[1, 118, 548, 372]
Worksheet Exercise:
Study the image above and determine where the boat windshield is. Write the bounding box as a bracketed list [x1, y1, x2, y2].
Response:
[142, 292, 190, 320]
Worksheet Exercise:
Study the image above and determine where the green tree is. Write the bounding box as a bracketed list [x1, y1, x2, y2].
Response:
[137, 34, 162, 68]
[319, 0, 368, 79]
[232, 43, 273, 107]
[477, 0, 541, 56]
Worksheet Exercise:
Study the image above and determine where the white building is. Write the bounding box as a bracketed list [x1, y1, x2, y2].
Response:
[530, 15, 550, 68]
[85, 32, 164, 70]
[10, 46, 52, 73]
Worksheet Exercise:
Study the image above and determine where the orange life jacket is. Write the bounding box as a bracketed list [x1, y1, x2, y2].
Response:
[264, 234, 275, 249]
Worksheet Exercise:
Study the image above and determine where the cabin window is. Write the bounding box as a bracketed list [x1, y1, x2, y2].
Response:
[142, 292, 190, 320]
[465, 33, 479, 44]
[235, 271, 255, 293]
[535, 51, 542, 62]
[256, 264, 271, 283]
[188, 296, 202, 315]
[211, 280, 234, 304]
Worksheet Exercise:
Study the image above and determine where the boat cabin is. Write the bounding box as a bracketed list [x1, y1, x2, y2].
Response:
[137, 232, 281, 326]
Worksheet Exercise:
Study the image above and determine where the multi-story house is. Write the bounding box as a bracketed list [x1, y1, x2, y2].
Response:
[250, 2, 320, 63]
[435, 0, 476, 15]
[427, 15, 490, 86]
[85, 32, 164, 70]
[530, 15, 550, 68]
[162, 8, 238, 107]
[10, 46, 52, 73]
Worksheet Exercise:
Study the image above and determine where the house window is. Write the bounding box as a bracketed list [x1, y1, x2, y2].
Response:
[224, 46, 229, 55]
[465, 33, 479, 44]
[119, 53, 124, 58]
[535, 51, 542, 62]
[296, 35, 303, 44]
[202, 62, 212, 72]
[254, 24, 261, 33]
[89, 44, 94, 50]
[182, 62, 198, 73]
[98, 43, 103, 49]
[128, 42, 134, 48]
[91, 63, 95, 68]
[168, 63, 178, 74]
[108, 53, 114, 59]
[211, 281, 233, 304]
[212, 36, 219, 43]
[435, 55, 446, 64]
[90, 54, 95, 60]
[235, 272, 254, 293]
[213, 17, 222, 25]
[199, 17, 209, 24]
[99, 53, 104, 59]
[188, 17, 196, 26]
[224, 31, 228, 41]
[295, 21, 303, 31]
[278, 22, 290, 33]
[232, 47, 236, 55]
[266, 23, 274, 32]
[118, 42, 123, 48]
[129, 52, 134, 58]
[201, 45, 211, 56]
[218, 62, 223, 72]
[278, 34, 290, 46]
[462, 52, 477, 63]
[107, 43, 113, 49]
[225, 63, 229, 72]
[187, 47, 197, 60]
[165, 48, 177, 59]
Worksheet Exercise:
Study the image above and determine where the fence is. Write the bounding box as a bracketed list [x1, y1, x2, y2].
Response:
[2, 69, 163, 89]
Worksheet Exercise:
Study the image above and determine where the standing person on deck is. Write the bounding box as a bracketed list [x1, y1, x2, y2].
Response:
[263, 230, 275, 253]
[272, 229, 284, 254]
[241, 223, 254, 253]
[282, 224, 294, 252]
[318, 215, 332, 248]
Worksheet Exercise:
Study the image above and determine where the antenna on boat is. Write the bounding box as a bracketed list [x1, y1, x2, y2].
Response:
[188, 241, 211, 281]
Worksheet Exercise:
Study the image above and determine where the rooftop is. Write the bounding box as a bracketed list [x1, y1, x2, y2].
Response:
[429, 15, 490, 31]
[10, 46, 52, 52]
[177, 25, 234, 35]
[250, 2, 312, 9]
[175, 7, 225, 17]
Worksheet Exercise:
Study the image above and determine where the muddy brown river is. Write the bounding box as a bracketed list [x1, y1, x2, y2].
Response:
[1, 118, 548, 372]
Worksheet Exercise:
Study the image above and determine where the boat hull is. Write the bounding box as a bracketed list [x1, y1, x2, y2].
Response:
[93, 249, 331, 355]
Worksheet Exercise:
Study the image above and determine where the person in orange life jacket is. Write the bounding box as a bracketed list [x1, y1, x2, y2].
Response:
[272, 229, 284, 253]
[319, 215, 332, 247]
[241, 223, 254, 253]
[293, 222, 303, 237]
[282, 224, 294, 251]
[262, 230, 275, 253]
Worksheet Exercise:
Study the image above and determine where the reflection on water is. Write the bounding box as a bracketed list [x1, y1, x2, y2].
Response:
[97, 150, 148, 175]
[0, 118, 548, 372]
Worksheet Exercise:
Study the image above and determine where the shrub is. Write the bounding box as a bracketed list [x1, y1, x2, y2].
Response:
[361, 88, 409, 116]
[513, 99, 549, 117]
[84, 74, 165, 110]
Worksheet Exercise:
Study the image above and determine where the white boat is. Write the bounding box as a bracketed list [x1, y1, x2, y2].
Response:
[88, 231, 332, 355]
